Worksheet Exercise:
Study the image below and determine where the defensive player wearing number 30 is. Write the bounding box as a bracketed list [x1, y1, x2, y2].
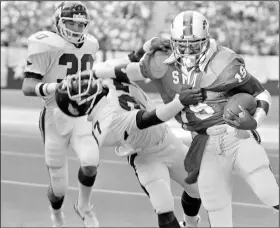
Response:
[22, 2, 100, 227]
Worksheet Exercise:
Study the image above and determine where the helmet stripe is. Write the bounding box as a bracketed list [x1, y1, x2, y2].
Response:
[182, 11, 193, 37]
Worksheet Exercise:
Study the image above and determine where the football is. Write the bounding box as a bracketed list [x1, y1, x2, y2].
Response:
[224, 93, 257, 118]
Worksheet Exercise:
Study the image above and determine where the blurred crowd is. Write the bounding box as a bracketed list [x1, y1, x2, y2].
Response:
[1, 1, 279, 55]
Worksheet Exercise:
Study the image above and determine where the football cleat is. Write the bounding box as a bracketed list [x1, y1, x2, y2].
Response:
[74, 201, 99, 227]
[49, 206, 65, 227]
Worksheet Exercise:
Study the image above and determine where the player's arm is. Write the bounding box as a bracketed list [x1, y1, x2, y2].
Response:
[233, 75, 271, 128]
[22, 51, 57, 97]
[135, 89, 203, 130]
[222, 58, 271, 128]
[93, 38, 170, 83]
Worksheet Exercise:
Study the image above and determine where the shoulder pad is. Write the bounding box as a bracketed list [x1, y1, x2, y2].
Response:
[83, 34, 99, 53]
[140, 50, 169, 79]
[207, 51, 251, 90]
[208, 46, 244, 76]
[28, 31, 67, 55]
[85, 34, 99, 49]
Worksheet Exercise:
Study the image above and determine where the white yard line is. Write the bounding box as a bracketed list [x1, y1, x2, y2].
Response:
[1, 179, 272, 210]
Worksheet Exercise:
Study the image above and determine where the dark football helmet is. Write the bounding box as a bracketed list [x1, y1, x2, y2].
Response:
[54, 1, 90, 44]
[55, 70, 103, 117]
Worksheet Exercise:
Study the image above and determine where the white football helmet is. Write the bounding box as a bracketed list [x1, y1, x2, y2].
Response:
[54, 1, 91, 44]
[170, 10, 210, 68]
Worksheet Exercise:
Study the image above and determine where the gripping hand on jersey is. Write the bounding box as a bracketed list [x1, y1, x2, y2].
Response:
[223, 105, 258, 130]
[178, 88, 204, 106]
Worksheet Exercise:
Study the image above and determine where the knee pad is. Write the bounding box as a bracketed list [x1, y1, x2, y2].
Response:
[47, 185, 65, 210]
[181, 191, 201, 216]
[145, 179, 174, 214]
[78, 166, 97, 187]
[246, 167, 279, 207]
[47, 166, 68, 198]
[80, 165, 98, 177]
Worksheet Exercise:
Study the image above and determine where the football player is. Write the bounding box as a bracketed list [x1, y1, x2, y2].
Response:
[22, 2, 101, 226]
[55, 71, 203, 228]
[91, 10, 279, 227]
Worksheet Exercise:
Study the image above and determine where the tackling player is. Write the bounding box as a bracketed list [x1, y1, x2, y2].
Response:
[55, 71, 203, 228]
[92, 10, 279, 227]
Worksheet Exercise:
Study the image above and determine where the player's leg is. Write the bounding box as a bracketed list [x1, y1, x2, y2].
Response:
[42, 108, 70, 227]
[197, 136, 234, 227]
[129, 153, 181, 228]
[71, 118, 100, 227]
[165, 137, 201, 227]
[234, 137, 279, 210]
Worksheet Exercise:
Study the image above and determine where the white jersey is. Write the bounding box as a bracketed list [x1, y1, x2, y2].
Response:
[88, 79, 168, 156]
[24, 30, 99, 108]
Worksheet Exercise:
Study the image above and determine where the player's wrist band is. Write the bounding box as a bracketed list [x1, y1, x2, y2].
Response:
[156, 95, 185, 122]
[35, 82, 57, 97]
[253, 107, 266, 128]
[35, 82, 46, 96]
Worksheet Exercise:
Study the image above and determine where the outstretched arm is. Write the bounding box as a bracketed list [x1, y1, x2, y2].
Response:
[92, 37, 170, 83]
[136, 89, 203, 130]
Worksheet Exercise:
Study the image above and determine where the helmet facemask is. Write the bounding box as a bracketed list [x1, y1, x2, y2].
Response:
[64, 71, 103, 115]
[58, 17, 90, 44]
[171, 37, 210, 69]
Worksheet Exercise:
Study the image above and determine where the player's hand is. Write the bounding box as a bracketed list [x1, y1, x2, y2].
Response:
[143, 37, 171, 53]
[129, 37, 171, 62]
[58, 78, 68, 90]
[178, 88, 204, 106]
[223, 105, 257, 130]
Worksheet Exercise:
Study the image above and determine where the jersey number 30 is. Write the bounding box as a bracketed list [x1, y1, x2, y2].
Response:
[58, 53, 94, 82]
[34, 33, 94, 82]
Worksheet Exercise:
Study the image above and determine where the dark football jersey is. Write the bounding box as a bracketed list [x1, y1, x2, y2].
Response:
[140, 45, 256, 132]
